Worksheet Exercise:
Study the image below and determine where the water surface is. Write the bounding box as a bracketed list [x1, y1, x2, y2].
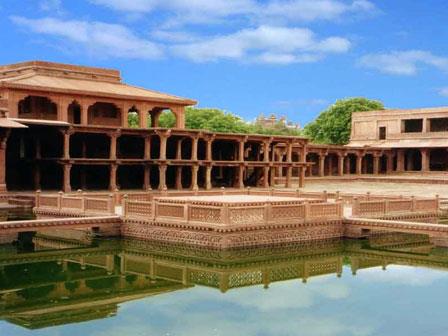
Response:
[0, 233, 447, 336]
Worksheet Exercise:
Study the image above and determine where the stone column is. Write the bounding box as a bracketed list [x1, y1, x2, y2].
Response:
[263, 141, 271, 162]
[176, 166, 183, 189]
[421, 148, 430, 172]
[285, 166, 292, 188]
[63, 164, 72, 193]
[63, 130, 71, 160]
[299, 166, 305, 188]
[143, 165, 151, 190]
[206, 139, 213, 161]
[158, 165, 167, 190]
[356, 154, 363, 175]
[191, 165, 199, 190]
[373, 154, 380, 175]
[109, 133, 118, 160]
[109, 164, 117, 191]
[57, 99, 69, 122]
[287, 142, 293, 162]
[191, 136, 198, 161]
[337, 154, 344, 176]
[318, 154, 326, 177]
[144, 136, 151, 160]
[176, 138, 183, 160]
[396, 150, 405, 172]
[263, 166, 270, 188]
[0, 133, 9, 192]
[237, 165, 245, 188]
[159, 134, 167, 160]
[81, 101, 89, 125]
[239, 140, 245, 161]
[205, 165, 212, 190]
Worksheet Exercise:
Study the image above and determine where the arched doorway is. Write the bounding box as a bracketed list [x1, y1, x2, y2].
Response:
[127, 106, 139, 128]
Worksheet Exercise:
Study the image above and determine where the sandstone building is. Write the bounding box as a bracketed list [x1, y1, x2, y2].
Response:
[0, 61, 308, 192]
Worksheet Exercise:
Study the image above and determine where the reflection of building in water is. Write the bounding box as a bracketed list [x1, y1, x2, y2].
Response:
[0, 233, 447, 329]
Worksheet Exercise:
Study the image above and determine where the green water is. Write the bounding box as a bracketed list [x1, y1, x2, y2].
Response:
[0, 233, 448, 336]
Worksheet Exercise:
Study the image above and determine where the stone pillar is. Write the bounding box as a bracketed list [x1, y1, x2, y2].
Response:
[109, 133, 118, 160]
[81, 102, 89, 125]
[57, 99, 69, 122]
[285, 166, 292, 188]
[63, 164, 72, 193]
[356, 154, 363, 175]
[337, 154, 344, 176]
[143, 165, 151, 190]
[263, 166, 270, 188]
[287, 142, 293, 162]
[299, 166, 305, 188]
[63, 130, 71, 160]
[176, 138, 183, 160]
[373, 154, 380, 175]
[421, 148, 430, 172]
[176, 166, 183, 189]
[191, 165, 199, 190]
[205, 165, 212, 190]
[144, 136, 151, 160]
[191, 136, 198, 161]
[318, 154, 326, 177]
[239, 140, 245, 161]
[206, 139, 213, 161]
[0, 133, 9, 192]
[396, 150, 405, 172]
[237, 165, 245, 188]
[159, 134, 167, 160]
[109, 164, 117, 191]
[158, 165, 167, 190]
[263, 141, 270, 162]
[386, 153, 394, 173]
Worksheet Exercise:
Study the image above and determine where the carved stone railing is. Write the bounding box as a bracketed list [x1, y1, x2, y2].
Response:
[35, 191, 115, 215]
[352, 196, 440, 217]
[123, 197, 344, 228]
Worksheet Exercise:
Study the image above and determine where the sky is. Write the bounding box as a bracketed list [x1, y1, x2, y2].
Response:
[1, 0, 448, 126]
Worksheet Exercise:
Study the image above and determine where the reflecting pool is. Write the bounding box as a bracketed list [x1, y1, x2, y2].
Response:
[1, 233, 448, 336]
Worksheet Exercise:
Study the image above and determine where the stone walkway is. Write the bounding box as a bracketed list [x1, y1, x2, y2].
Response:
[300, 181, 448, 198]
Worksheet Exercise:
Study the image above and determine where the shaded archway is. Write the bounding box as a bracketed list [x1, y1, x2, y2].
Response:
[405, 149, 422, 171]
[88, 102, 121, 127]
[362, 154, 374, 174]
[430, 149, 448, 171]
[18, 96, 57, 120]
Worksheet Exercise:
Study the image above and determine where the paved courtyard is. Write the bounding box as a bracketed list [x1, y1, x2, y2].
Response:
[300, 180, 448, 198]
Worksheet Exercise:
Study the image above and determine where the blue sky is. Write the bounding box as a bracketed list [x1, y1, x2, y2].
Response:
[1, 0, 448, 125]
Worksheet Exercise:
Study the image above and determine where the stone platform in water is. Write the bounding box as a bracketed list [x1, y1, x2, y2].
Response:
[122, 194, 344, 248]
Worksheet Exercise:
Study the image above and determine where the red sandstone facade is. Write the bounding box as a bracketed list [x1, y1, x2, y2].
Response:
[0, 61, 308, 193]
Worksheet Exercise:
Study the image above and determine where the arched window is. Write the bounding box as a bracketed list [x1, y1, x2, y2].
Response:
[68, 101, 81, 124]
[87, 102, 121, 126]
[127, 106, 139, 128]
[18, 96, 57, 120]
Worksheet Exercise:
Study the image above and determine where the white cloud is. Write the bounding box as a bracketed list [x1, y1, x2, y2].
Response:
[89, 0, 376, 26]
[171, 25, 351, 63]
[39, 0, 64, 14]
[438, 87, 448, 97]
[357, 265, 448, 286]
[359, 50, 448, 75]
[10, 16, 163, 59]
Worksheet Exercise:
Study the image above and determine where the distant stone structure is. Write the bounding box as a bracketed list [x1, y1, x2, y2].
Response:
[255, 113, 300, 130]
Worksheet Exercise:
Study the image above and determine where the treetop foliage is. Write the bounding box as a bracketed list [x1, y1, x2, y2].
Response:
[302, 97, 384, 145]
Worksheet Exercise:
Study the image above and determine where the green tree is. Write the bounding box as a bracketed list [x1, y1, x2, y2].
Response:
[303, 97, 384, 145]
[158, 110, 176, 128]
